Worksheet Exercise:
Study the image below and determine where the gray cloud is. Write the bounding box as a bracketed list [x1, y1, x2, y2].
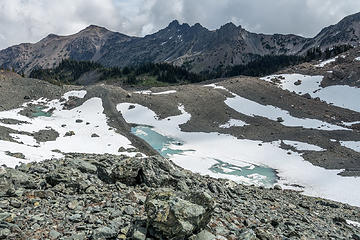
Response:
[0, 0, 360, 49]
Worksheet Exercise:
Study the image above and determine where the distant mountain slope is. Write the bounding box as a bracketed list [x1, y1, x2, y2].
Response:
[301, 12, 360, 51]
[1, 12, 360, 74]
[0, 25, 134, 74]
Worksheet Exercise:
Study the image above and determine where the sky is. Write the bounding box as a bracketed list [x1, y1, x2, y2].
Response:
[0, 0, 360, 50]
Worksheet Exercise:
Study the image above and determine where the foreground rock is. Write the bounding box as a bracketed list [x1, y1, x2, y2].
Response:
[145, 189, 215, 239]
[0, 153, 359, 239]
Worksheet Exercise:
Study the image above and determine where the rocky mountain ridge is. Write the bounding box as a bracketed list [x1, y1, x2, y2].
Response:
[2, 12, 360, 74]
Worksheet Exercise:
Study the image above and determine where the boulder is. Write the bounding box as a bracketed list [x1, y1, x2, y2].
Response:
[294, 80, 302, 86]
[111, 156, 183, 187]
[145, 189, 215, 239]
[45, 167, 87, 191]
[64, 131, 75, 137]
[302, 93, 312, 99]
[92, 226, 117, 239]
[189, 230, 216, 240]
[276, 117, 284, 123]
[69, 159, 97, 174]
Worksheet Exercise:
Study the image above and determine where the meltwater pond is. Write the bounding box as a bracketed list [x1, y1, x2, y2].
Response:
[131, 125, 277, 187]
[32, 106, 52, 117]
[131, 126, 185, 157]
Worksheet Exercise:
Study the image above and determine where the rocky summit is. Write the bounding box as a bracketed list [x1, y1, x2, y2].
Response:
[0, 153, 359, 239]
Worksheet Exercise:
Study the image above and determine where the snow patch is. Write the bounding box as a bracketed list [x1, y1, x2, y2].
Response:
[220, 119, 248, 128]
[315, 57, 337, 68]
[261, 74, 360, 113]
[281, 140, 325, 151]
[134, 90, 177, 95]
[63, 90, 87, 101]
[224, 92, 347, 131]
[340, 141, 360, 152]
[204, 84, 228, 90]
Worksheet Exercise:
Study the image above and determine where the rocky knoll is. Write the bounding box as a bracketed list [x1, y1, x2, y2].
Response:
[0, 153, 359, 239]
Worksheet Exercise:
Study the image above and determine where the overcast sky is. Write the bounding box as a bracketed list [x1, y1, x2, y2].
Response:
[0, 0, 360, 50]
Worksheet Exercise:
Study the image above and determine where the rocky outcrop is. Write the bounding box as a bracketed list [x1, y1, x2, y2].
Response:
[0, 153, 359, 239]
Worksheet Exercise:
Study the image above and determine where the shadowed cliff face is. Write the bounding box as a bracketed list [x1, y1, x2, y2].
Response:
[1, 12, 360, 74]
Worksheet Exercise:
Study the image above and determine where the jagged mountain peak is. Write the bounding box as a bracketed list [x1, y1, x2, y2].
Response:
[219, 22, 239, 31]
[168, 19, 180, 28]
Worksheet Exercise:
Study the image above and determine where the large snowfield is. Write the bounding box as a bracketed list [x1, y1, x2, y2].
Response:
[260, 74, 360, 113]
[118, 96, 360, 207]
[0, 91, 138, 167]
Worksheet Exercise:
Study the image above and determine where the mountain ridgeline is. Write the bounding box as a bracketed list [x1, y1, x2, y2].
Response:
[28, 43, 352, 86]
[1, 12, 360, 76]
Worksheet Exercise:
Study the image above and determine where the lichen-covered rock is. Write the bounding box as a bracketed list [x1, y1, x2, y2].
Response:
[145, 189, 215, 239]
[68, 158, 97, 174]
[111, 156, 184, 187]
[45, 166, 87, 191]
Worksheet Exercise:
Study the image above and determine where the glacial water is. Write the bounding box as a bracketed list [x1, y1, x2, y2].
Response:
[209, 159, 277, 186]
[32, 106, 52, 117]
[131, 126, 187, 157]
[131, 125, 277, 186]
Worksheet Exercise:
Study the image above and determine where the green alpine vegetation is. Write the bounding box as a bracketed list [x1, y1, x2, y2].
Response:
[29, 60, 204, 86]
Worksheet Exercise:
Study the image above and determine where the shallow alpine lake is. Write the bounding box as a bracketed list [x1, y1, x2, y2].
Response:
[131, 125, 277, 187]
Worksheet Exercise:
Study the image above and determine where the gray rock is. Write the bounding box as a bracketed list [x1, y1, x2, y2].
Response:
[0, 213, 13, 222]
[132, 227, 147, 240]
[69, 159, 97, 174]
[145, 189, 215, 239]
[302, 93, 312, 99]
[189, 230, 216, 240]
[64, 131, 75, 137]
[9, 199, 21, 208]
[24, 190, 55, 199]
[0, 228, 10, 239]
[49, 229, 61, 239]
[124, 205, 135, 215]
[68, 214, 82, 223]
[92, 226, 117, 239]
[239, 229, 257, 240]
[111, 156, 182, 187]
[45, 167, 85, 188]
[118, 147, 126, 152]
[67, 200, 79, 210]
[294, 80, 302, 85]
